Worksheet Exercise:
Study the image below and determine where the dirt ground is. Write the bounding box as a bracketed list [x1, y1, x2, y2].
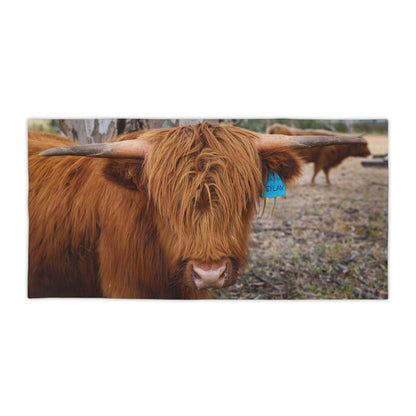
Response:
[214, 134, 389, 300]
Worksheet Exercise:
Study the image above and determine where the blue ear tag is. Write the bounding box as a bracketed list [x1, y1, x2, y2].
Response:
[262, 171, 286, 198]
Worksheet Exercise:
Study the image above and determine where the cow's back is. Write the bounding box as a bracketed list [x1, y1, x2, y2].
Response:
[28, 131, 178, 298]
[28, 131, 105, 297]
[267, 123, 294, 135]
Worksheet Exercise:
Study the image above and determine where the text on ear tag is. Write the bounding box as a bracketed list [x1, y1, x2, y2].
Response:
[262, 171, 286, 198]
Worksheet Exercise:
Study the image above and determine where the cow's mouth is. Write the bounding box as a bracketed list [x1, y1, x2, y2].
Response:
[184, 258, 236, 290]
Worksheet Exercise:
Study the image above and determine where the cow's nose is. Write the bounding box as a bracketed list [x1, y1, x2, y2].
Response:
[191, 261, 229, 290]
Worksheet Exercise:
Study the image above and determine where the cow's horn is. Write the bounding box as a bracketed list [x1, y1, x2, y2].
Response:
[255, 134, 367, 151]
[39, 139, 152, 158]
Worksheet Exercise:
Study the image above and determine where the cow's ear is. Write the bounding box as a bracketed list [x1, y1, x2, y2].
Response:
[258, 147, 303, 185]
[102, 159, 144, 190]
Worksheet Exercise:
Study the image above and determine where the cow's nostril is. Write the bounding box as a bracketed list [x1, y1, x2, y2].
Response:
[192, 271, 202, 283]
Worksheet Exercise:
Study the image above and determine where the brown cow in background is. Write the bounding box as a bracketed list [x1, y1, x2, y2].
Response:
[267, 123, 371, 185]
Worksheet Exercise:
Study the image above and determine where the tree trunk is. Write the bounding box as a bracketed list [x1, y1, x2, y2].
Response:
[57, 119, 118, 143]
[345, 120, 354, 133]
[58, 119, 220, 143]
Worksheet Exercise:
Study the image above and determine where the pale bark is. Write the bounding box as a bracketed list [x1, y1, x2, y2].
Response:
[57, 119, 117, 143]
[58, 119, 219, 143]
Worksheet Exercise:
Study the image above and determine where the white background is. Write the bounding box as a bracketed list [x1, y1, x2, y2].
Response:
[1, 1, 415, 415]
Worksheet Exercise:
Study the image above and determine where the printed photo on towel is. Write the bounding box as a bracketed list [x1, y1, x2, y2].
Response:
[28, 118, 388, 299]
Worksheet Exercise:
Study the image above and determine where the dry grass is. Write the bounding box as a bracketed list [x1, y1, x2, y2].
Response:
[214, 134, 388, 300]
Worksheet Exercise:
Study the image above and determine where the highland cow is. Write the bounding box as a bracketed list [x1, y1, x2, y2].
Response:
[267, 123, 371, 184]
[28, 122, 363, 299]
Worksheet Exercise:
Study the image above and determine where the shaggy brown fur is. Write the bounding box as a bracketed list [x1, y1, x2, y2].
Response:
[267, 123, 370, 184]
[28, 123, 302, 299]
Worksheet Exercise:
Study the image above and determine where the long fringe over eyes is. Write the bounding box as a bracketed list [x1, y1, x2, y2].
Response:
[141, 123, 264, 262]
